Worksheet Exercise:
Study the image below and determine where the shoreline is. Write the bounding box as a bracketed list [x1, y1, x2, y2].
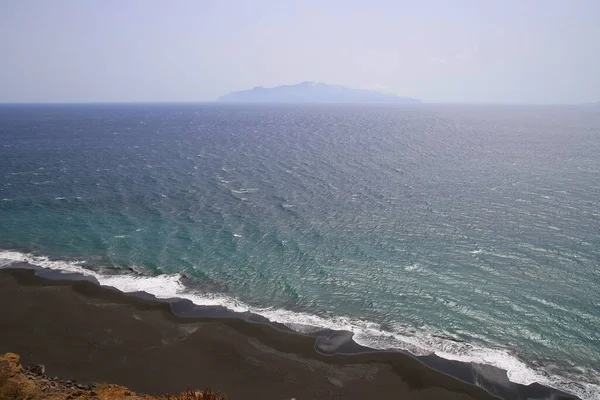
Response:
[0, 263, 578, 400]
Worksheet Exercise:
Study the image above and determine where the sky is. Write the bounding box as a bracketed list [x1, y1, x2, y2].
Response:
[1, 0, 599, 104]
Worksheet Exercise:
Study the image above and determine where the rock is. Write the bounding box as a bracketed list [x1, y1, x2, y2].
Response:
[29, 364, 45, 375]
[76, 383, 92, 390]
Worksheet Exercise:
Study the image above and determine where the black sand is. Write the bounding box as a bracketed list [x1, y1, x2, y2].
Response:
[0, 267, 577, 400]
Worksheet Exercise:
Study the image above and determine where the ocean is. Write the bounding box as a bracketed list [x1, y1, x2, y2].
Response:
[1, 103, 599, 399]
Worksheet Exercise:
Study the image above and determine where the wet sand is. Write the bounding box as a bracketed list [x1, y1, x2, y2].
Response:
[0, 267, 576, 400]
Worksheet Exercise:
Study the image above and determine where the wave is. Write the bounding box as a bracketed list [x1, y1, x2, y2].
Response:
[230, 188, 258, 194]
[0, 249, 598, 399]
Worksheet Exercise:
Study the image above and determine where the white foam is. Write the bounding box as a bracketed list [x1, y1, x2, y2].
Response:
[404, 263, 421, 272]
[231, 188, 258, 194]
[0, 249, 598, 399]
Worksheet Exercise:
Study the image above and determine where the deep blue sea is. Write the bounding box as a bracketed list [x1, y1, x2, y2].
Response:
[1, 103, 599, 398]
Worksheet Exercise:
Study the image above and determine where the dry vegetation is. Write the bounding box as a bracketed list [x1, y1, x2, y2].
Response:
[0, 353, 228, 400]
[163, 390, 228, 400]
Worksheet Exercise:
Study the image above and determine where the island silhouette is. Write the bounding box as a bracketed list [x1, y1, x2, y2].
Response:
[218, 82, 421, 103]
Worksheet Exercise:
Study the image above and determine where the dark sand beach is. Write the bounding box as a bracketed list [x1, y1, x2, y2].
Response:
[0, 266, 577, 400]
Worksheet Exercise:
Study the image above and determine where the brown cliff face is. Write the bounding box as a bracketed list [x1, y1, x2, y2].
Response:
[0, 353, 228, 400]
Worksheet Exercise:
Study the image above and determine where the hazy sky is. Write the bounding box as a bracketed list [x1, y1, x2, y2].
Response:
[1, 0, 599, 103]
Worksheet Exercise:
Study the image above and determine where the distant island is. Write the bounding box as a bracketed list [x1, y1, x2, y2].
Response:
[218, 82, 421, 104]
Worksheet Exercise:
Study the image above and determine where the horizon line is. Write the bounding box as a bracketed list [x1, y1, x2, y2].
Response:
[0, 100, 598, 106]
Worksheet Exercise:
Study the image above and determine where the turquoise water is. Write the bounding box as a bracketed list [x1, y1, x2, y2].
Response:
[1, 104, 599, 398]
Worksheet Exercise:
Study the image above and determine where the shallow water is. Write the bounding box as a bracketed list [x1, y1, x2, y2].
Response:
[1, 103, 599, 398]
